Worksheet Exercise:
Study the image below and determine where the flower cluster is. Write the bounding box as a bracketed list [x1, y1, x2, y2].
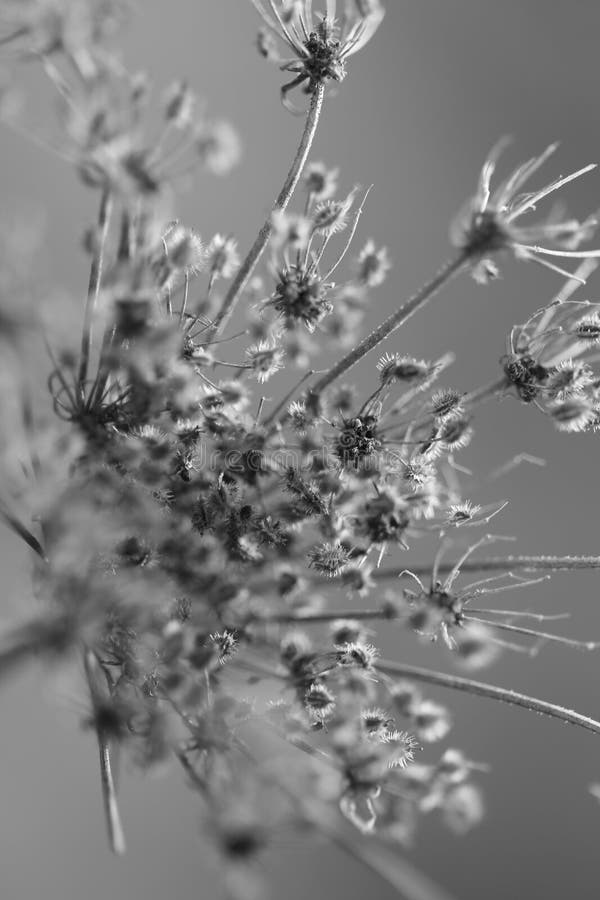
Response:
[500, 281, 600, 431]
[2, 4, 600, 900]
[252, 0, 385, 109]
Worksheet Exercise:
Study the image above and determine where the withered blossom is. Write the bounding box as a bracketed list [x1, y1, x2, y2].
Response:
[250, 0, 385, 108]
[453, 141, 600, 279]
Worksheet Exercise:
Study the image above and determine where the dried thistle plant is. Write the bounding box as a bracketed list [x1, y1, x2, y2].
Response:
[2, 3, 600, 899]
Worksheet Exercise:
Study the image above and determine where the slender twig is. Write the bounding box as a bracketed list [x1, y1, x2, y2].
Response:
[96, 733, 126, 856]
[244, 721, 458, 900]
[83, 650, 126, 856]
[306, 253, 468, 400]
[210, 83, 325, 336]
[370, 555, 600, 582]
[253, 608, 395, 625]
[78, 189, 113, 400]
[376, 659, 600, 736]
[0, 504, 46, 561]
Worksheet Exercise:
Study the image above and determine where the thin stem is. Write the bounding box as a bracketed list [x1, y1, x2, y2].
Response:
[78, 189, 113, 400]
[376, 659, 600, 737]
[254, 608, 395, 625]
[83, 650, 126, 856]
[96, 733, 126, 856]
[465, 615, 600, 650]
[306, 253, 468, 399]
[210, 83, 325, 336]
[176, 749, 207, 792]
[370, 555, 600, 582]
[0, 504, 46, 561]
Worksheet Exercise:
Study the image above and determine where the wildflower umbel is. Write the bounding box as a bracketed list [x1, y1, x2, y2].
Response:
[251, 0, 385, 109]
[4, 4, 600, 900]
[500, 269, 600, 429]
[452, 141, 600, 279]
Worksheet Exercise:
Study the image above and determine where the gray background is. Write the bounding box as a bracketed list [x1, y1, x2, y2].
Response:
[2, 2, 600, 898]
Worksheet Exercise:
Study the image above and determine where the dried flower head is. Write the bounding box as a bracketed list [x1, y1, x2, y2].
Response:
[250, 0, 385, 108]
[453, 141, 600, 279]
[307, 541, 351, 577]
[206, 234, 240, 280]
[355, 240, 391, 287]
[246, 337, 285, 382]
[195, 120, 241, 175]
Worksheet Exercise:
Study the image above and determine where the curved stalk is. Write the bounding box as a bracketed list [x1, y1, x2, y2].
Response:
[376, 659, 600, 737]
[307, 253, 468, 399]
[210, 84, 325, 336]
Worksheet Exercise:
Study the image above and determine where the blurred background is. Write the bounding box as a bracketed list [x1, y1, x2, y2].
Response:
[2, 1, 600, 898]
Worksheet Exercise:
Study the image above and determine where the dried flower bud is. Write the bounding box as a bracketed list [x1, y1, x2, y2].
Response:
[308, 541, 350, 578]
[330, 619, 368, 646]
[312, 191, 355, 235]
[304, 161, 339, 200]
[207, 234, 240, 279]
[114, 295, 154, 338]
[430, 389, 464, 421]
[304, 682, 336, 719]
[356, 240, 391, 287]
[549, 398, 596, 432]
[442, 784, 485, 834]
[270, 211, 312, 252]
[411, 699, 452, 743]
[446, 500, 482, 526]
[195, 120, 241, 175]
[389, 680, 421, 716]
[453, 623, 500, 670]
[336, 641, 379, 669]
[377, 354, 430, 387]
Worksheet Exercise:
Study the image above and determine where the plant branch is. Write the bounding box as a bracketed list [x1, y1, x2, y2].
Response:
[376, 659, 600, 736]
[371, 555, 600, 582]
[83, 649, 126, 856]
[210, 84, 325, 336]
[78, 188, 113, 401]
[306, 253, 468, 400]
